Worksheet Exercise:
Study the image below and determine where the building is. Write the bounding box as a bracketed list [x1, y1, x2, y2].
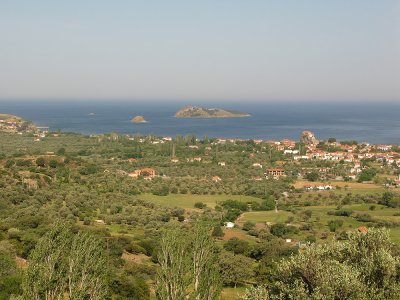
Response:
[252, 163, 263, 168]
[212, 176, 222, 183]
[266, 168, 286, 178]
[224, 222, 235, 229]
[357, 226, 368, 233]
[129, 168, 156, 179]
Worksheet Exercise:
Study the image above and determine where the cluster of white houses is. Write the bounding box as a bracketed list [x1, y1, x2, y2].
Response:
[122, 131, 399, 186]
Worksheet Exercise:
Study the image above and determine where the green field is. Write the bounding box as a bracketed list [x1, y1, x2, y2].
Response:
[239, 203, 400, 243]
[139, 193, 263, 209]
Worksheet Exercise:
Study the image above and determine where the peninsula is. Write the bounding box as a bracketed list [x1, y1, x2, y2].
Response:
[0, 114, 36, 133]
[174, 106, 250, 118]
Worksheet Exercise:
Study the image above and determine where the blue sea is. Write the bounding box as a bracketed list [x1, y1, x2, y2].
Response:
[0, 101, 399, 144]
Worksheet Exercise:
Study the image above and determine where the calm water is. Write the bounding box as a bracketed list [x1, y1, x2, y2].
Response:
[0, 101, 399, 144]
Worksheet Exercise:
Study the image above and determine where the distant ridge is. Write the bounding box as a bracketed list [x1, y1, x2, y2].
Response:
[174, 106, 251, 119]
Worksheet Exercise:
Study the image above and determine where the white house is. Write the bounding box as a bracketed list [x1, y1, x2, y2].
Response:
[224, 222, 235, 229]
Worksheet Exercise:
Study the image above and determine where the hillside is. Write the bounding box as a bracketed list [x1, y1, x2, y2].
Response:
[174, 106, 251, 118]
[0, 114, 36, 132]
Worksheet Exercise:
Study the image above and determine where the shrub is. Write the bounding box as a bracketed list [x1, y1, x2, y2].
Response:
[35, 157, 45, 167]
[328, 220, 343, 232]
[270, 223, 287, 237]
[212, 225, 224, 238]
[194, 202, 207, 209]
[242, 221, 255, 231]
[355, 213, 374, 222]
[223, 237, 249, 255]
[327, 209, 353, 217]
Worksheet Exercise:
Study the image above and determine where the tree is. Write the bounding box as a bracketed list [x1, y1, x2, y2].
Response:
[156, 226, 191, 300]
[49, 159, 58, 168]
[0, 242, 22, 299]
[270, 223, 287, 237]
[194, 202, 207, 209]
[218, 251, 254, 287]
[273, 244, 365, 299]
[242, 221, 255, 231]
[35, 157, 45, 167]
[22, 224, 70, 300]
[223, 237, 249, 255]
[211, 225, 224, 238]
[305, 171, 320, 182]
[67, 232, 109, 299]
[191, 223, 222, 300]
[56, 148, 66, 155]
[358, 168, 377, 182]
[237, 285, 269, 300]
[156, 223, 221, 300]
[266, 228, 400, 300]
[22, 223, 109, 300]
[5, 159, 15, 168]
[328, 219, 343, 232]
[379, 191, 399, 208]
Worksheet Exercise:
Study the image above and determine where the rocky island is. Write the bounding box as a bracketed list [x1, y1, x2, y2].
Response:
[130, 116, 147, 123]
[174, 106, 250, 118]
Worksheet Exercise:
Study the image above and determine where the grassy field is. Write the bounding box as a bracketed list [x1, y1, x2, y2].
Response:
[239, 203, 400, 243]
[139, 193, 262, 209]
[0, 132, 98, 154]
[221, 287, 246, 300]
[294, 180, 383, 190]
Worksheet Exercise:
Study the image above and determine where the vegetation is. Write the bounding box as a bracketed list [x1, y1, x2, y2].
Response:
[0, 131, 399, 299]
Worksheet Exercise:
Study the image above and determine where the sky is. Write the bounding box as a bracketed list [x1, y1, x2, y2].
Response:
[0, 0, 399, 102]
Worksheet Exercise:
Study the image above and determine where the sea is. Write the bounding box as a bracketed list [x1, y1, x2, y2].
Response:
[0, 100, 399, 144]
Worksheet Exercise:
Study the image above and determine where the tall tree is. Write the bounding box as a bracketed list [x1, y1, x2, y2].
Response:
[22, 223, 109, 300]
[22, 223, 70, 300]
[156, 226, 191, 300]
[67, 232, 109, 300]
[156, 223, 222, 300]
[191, 223, 221, 300]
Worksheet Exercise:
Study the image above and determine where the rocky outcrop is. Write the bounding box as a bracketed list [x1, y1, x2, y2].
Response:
[131, 116, 147, 123]
[301, 131, 319, 145]
[174, 106, 250, 118]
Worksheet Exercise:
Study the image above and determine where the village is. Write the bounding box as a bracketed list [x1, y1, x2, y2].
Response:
[121, 130, 400, 191]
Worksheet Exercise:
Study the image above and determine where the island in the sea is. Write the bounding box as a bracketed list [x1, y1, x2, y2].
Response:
[174, 106, 251, 118]
[130, 116, 147, 123]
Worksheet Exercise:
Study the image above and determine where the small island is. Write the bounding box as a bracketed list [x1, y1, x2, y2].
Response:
[174, 106, 251, 118]
[130, 116, 147, 123]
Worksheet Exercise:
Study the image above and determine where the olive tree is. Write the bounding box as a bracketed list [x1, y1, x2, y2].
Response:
[242, 228, 400, 300]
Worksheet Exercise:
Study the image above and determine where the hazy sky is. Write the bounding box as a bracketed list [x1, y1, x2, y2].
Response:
[1, 1, 399, 102]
